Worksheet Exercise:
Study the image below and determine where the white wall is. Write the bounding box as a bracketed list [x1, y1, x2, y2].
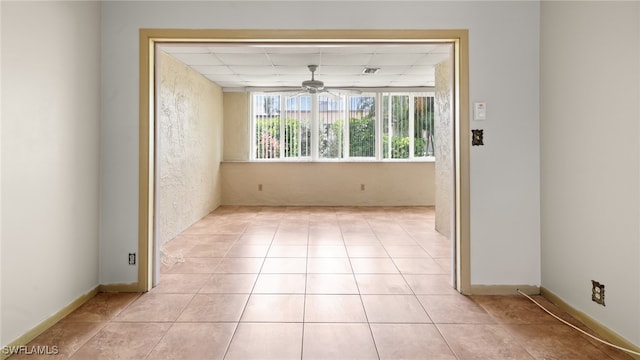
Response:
[156, 51, 223, 247]
[100, 1, 541, 287]
[1, 1, 101, 346]
[540, 1, 640, 346]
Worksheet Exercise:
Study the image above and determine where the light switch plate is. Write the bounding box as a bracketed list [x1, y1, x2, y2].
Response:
[474, 102, 487, 121]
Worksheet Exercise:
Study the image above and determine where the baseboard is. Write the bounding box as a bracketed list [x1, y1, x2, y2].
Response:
[540, 287, 640, 360]
[1, 286, 99, 360]
[98, 282, 140, 293]
[467, 284, 539, 295]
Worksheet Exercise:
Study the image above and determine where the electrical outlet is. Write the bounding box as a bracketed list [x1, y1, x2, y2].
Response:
[129, 253, 136, 265]
[361, 184, 365, 191]
[591, 280, 605, 306]
[258, 184, 263, 191]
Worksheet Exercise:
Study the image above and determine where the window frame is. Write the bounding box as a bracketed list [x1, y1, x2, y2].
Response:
[250, 91, 435, 162]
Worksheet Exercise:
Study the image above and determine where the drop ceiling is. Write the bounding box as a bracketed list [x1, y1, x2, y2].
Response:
[158, 43, 452, 91]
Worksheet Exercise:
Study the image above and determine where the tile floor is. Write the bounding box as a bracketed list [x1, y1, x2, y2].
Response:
[12, 206, 633, 359]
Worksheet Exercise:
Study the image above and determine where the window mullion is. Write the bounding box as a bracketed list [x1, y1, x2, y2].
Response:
[409, 94, 415, 159]
[344, 95, 350, 160]
[375, 93, 382, 160]
[311, 94, 319, 161]
[279, 96, 285, 160]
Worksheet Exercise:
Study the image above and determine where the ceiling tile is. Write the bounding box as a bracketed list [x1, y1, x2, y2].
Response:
[367, 53, 426, 66]
[168, 53, 223, 66]
[191, 65, 233, 75]
[215, 53, 272, 66]
[268, 53, 322, 66]
[321, 53, 373, 66]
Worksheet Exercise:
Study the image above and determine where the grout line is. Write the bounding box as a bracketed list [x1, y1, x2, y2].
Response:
[339, 212, 382, 360]
[221, 207, 279, 360]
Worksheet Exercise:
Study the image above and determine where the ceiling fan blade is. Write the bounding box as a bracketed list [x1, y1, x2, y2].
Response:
[325, 87, 363, 95]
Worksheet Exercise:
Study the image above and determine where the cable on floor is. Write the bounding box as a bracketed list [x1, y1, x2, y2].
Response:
[516, 289, 640, 356]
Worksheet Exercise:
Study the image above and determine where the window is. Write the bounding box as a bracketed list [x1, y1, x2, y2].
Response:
[252, 92, 434, 161]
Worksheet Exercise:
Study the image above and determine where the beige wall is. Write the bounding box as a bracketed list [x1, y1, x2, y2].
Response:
[540, 1, 640, 346]
[2, 1, 101, 346]
[223, 92, 250, 161]
[222, 162, 434, 206]
[156, 51, 223, 247]
[221, 92, 435, 206]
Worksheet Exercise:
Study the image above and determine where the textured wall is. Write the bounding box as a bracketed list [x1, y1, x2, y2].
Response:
[156, 51, 223, 247]
[222, 162, 435, 206]
[434, 56, 453, 239]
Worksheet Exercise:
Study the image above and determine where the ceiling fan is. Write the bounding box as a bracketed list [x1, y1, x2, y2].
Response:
[264, 65, 360, 97]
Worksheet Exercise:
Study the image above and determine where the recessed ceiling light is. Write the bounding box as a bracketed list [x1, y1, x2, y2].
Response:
[362, 67, 380, 75]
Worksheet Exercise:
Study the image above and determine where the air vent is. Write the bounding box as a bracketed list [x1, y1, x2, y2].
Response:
[362, 67, 380, 75]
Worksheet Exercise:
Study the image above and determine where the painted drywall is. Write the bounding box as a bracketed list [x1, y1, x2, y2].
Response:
[156, 51, 223, 248]
[222, 162, 435, 206]
[540, 2, 640, 346]
[434, 56, 453, 238]
[223, 92, 250, 161]
[1, 1, 101, 346]
[100, 1, 541, 286]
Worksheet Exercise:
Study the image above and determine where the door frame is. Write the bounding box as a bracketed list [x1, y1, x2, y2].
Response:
[138, 29, 470, 293]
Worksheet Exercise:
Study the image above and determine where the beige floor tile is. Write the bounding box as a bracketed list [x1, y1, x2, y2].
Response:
[306, 274, 359, 294]
[272, 232, 308, 245]
[350, 258, 399, 274]
[261, 257, 307, 273]
[306, 258, 352, 274]
[404, 274, 458, 295]
[10, 321, 106, 359]
[62, 292, 139, 322]
[198, 273, 258, 293]
[471, 295, 560, 325]
[161, 257, 222, 274]
[361, 295, 431, 323]
[267, 245, 308, 257]
[146, 323, 235, 360]
[506, 324, 616, 359]
[384, 245, 431, 258]
[341, 232, 379, 245]
[305, 295, 367, 323]
[394, 258, 447, 274]
[371, 324, 456, 360]
[346, 245, 389, 258]
[307, 245, 348, 258]
[21, 206, 624, 360]
[437, 324, 534, 359]
[225, 244, 270, 258]
[70, 322, 171, 360]
[376, 233, 418, 246]
[241, 294, 305, 322]
[177, 294, 249, 322]
[150, 273, 210, 293]
[235, 232, 275, 244]
[418, 294, 495, 324]
[355, 274, 412, 294]
[214, 258, 264, 273]
[225, 323, 303, 359]
[302, 323, 378, 359]
[114, 293, 194, 322]
[252, 273, 306, 294]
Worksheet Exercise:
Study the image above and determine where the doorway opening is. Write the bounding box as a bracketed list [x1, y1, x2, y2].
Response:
[138, 29, 470, 293]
